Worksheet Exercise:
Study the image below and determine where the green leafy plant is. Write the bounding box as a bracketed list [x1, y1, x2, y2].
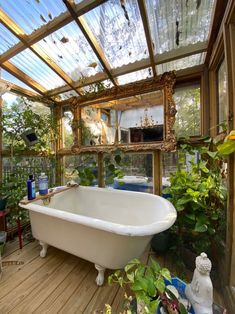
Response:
[163, 139, 227, 255]
[1, 97, 57, 222]
[108, 258, 187, 314]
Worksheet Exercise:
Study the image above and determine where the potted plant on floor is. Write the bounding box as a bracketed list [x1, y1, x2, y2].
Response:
[108, 258, 190, 314]
[163, 139, 227, 267]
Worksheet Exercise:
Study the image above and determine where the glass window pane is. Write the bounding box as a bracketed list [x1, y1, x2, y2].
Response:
[63, 110, 74, 149]
[146, 0, 214, 54]
[173, 83, 201, 138]
[63, 155, 98, 186]
[3, 156, 55, 188]
[0, 0, 67, 35]
[117, 68, 152, 85]
[10, 49, 65, 90]
[36, 22, 103, 81]
[0, 24, 19, 54]
[82, 0, 148, 69]
[104, 152, 153, 193]
[217, 59, 228, 132]
[157, 53, 206, 74]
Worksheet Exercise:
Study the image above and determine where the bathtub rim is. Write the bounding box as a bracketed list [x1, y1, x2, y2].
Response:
[19, 186, 177, 237]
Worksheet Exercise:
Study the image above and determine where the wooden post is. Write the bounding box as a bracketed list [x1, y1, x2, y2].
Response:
[224, 22, 235, 290]
[153, 150, 161, 195]
[72, 105, 82, 147]
[97, 152, 104, 188]
[201, 67, 210, 136]
[0, 96, 3, 185]
[54, 105, 63, 186]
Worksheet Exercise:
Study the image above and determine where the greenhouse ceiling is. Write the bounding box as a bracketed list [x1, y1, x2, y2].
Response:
[0, 0, 217, 102]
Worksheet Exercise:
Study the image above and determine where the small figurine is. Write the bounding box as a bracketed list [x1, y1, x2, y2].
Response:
[185, 252, 213, 314]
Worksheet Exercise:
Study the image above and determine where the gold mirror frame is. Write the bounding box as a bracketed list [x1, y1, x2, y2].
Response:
[61, 71, 176, 153]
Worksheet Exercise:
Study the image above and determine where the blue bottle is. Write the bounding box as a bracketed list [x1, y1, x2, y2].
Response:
[38, 172, 48, 195]
[27, 175, 36, 200]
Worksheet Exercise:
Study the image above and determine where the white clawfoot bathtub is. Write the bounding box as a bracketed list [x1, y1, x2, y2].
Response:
[19, 186, 176, 285]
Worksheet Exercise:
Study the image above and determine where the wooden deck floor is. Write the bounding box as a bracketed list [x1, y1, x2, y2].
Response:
[0, 239, 225, 314]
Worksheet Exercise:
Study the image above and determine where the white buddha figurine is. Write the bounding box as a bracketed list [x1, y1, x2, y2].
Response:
[185, 252, 213, 314]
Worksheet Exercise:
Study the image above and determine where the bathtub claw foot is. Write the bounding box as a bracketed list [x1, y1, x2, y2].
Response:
[95, 264, 105, 286]
[39, 241, 48, 258]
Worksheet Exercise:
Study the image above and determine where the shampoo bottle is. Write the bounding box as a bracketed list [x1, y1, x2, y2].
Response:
[27, 175, 36, 200]
[38, 172, 48, 195]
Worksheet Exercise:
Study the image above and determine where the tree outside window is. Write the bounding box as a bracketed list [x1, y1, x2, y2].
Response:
[173, 83, 201, 138]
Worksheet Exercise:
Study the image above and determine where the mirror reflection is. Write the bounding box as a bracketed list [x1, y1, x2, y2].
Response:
[81, 90, 164, 146]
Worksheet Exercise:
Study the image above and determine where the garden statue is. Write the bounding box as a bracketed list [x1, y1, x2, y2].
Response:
[185, 252, 213, 314]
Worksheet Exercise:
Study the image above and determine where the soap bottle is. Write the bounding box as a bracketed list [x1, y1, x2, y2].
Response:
[27, 175, 36, 200]
[38, 172, 48, 195]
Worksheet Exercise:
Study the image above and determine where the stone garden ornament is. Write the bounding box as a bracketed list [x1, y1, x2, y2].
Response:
[185, 252, 213, 314]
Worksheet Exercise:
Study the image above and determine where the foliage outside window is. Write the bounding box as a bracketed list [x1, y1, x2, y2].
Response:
[2, 96, 56, 154]
[104, 152, 153, 193]
[63, 110, 74, 149]
[216, 58, 228, 133]
[63, 154, 98, 186]
[173, 83, 201, 138]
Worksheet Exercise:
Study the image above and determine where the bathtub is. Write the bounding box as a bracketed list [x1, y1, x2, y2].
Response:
[19, 186, 176, 285]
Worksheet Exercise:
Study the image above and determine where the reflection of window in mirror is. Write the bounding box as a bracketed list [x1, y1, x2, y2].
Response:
[63, 110, 74, 149]
[81, 107, 102, 146]
[104, 152, 153, 193]
[216, 58, 228, 133]
[173, 83, 201, 138]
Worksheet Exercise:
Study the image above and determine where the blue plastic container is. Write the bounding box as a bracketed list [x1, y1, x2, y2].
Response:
[163, 277, 195, 314]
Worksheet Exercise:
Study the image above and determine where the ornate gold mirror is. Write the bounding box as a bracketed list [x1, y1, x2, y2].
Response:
[68, 71, 176, 153]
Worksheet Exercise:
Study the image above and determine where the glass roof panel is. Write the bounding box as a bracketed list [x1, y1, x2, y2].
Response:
[156, 53, 206, 74]
[58, 90, 80, 101]
[0, 69, 39, 93]
[146, 0, 214, 54]
[9, 49, 65, 90]
[81, 80, 113, 93]
[0, 24, 20, 55]
[117, 69, 152, 85]
[82, 0, 149, 69]
[36, 21, 103, 81]
[0, 0, 67, 35]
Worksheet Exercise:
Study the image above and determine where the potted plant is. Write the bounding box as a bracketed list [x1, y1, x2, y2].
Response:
[108, 258, 190, 314]
[163, 139, 227, 266]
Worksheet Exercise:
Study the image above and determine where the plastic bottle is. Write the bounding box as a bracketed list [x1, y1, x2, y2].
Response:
[27, 174, 36, 200]
[38, 172, 48, 195]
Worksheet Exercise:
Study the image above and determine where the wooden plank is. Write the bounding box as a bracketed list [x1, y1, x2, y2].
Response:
[9, 254, 79, 313]
[156, 42, 208, 65]
[0, 79, 39, 98]
[19, 185, 78, 205]
[0, 249, 67, 312]
[34, 260, 91, 314]
[137, 0, 157, 77]
[82, 274, 120, 314]
[0, 246, 57, 300]
[1, 241, 40, 283]
[1, 61, 46, 95]
[205, 0, 229, 64]
[58, 265, 99, 314]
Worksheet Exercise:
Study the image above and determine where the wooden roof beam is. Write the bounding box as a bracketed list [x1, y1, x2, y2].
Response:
[0, 0, 107, 63]
[1, 61, 46, 95]
[137, 0, 157, 77]
[46, 42, 207, 97]
[63, 0, 118, 86]
[0, 9, 82, 96]
[0, 78, 39, 98]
